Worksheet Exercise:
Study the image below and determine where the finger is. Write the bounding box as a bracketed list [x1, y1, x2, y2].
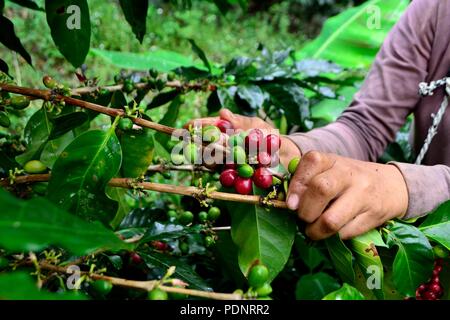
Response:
[219, 108, 249, 130]
[297, 170, 349, 223]
[286, 151, 336, 210]
[338, 212, 385, 240]
[305, 190, 362, 240]
[183, 117, 219, 129]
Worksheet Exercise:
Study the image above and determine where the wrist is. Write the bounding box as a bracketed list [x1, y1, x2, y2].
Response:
[385, 163, 409, 218]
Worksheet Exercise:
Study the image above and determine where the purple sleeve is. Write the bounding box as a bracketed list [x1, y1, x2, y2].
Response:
[287, 0, 447, 218]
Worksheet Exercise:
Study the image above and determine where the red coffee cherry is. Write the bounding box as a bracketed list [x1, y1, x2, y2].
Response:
[252, 167, 273, 189]
[265, 134, 281, 154]
[220, 169, 238, 188]
[245, 129, 263, 150]
[257, 152, 272, 167]
[234, 177, 253, 195]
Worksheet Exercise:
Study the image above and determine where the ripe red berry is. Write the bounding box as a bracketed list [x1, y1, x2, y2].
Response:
[234, 177, 253, 195]
[245, 129, 263, 151]
[431, 276, 440, 285]
[253, 167, 273, 189]
[220, 169, 238, 188]
[418, 284, 427, 293]
[415, 287, 423, 299]
[428, 283, 442, 295]
[151, 241, 168, 251]
[257, 152, 271, 167]
[265, 134, 281, 154]
[422, 291, 437, 300]
[130, 252, 143, 264]
[216, 119, 233, 133]
[434, 265, 443, 273]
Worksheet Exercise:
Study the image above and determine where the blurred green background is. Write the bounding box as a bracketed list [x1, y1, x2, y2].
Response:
[1, 0, 363, 87]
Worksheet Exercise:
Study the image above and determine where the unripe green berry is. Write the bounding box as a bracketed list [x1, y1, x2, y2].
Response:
[148, 288, 168, 300]
[288, 157, 301, 175]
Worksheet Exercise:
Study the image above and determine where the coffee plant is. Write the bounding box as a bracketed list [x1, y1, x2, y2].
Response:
[0, 0, 448, 301]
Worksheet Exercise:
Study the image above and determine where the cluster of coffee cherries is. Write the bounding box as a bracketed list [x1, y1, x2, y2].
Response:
[203, 120, 282, 195]
[415, 259, 445, 300]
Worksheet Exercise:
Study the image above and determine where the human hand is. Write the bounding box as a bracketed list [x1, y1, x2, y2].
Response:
[286, 151, 409, 240]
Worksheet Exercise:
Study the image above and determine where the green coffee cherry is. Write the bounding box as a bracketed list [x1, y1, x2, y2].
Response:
[207, 207, 221, 221]
[156, 79, 166, 91]
[43, 75, 57, 89]
[0, 111, 10, 128]
[226, 75, 236, 82]
[179, 211, 194, 225]
[198, 211, 208, 223]
[91, 280, 113, 296]
[255, 283, 272, 297]
[233, 289, 244, 296]
[162, 171, 172, 179]
[167, 210, 178, 220]
[248, 264, 269, 289]
[237, 164, 254, 178]
[10, 96, 30, 110]
[123, 79, 134, 93]
[171, 153, 186, 165]
[148, 288, 168, 300]
[202, 125, 221, 143]
[167, 72, 176, 81]
[118, 118, 133, 131]
[288, 157, 301, 175]
[179, 241, 189, 254]
[232, 146, 246, 164]
[24, 160, 47, 174]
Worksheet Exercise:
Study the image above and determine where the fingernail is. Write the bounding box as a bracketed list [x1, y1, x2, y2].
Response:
[286, 194, 299, 210]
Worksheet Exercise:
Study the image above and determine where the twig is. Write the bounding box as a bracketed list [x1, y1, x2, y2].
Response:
[37, 261, 241, 300]
[0, 83, 176, 136]
[71, 80, 211, 96]
[211, 226, 232, 231]
[147, 163, 213, 173]
[0, 174, 289, 209]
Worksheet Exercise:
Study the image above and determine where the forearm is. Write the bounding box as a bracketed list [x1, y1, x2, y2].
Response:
[389, 162, 450, 219]
[284, 121, 369, 161]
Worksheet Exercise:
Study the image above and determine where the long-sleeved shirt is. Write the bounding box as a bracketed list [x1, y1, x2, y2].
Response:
[287, 0, 450, 219]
